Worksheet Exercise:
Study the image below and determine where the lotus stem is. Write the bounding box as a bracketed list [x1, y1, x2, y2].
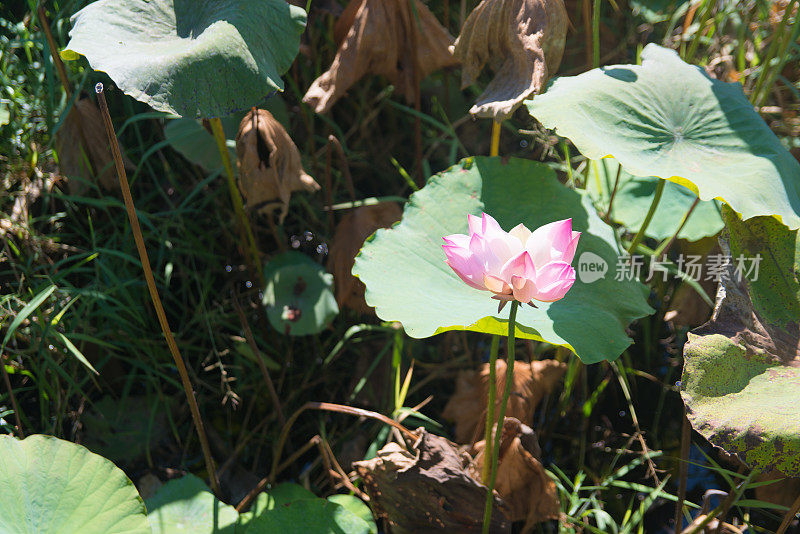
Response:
[674, 413, 691, 531]
[627, 178, 665, 254]
[482, 300, 519, 534]
[490, 120, 501, 157]
[95, 84, 220, 495]
[653, 197, 699, 257]
[592, 0, 601, 68]
[208, 117, 264, 287]
[481, 335, 500, 484]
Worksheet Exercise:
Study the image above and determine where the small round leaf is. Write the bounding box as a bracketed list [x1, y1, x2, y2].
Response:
[262, 252, 339, 336]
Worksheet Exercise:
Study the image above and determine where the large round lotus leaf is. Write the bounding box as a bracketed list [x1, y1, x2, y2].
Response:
[262, 252, 339, 336]
[527, 44, 800, 229]
[63, 0, 306, 118]
[146, 474, 239, 533]
[245, 498, 371, 534]
[353, 157, 653, 364]
[682, 207, 800, 475]
[0, 434, 150, 533]
[587, 158, 723, 242]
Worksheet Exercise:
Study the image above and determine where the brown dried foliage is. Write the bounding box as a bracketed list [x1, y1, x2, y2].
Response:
[303, 0, 458, 114]
[354, 429, 510, 533]
[469, 418, 561, 532]
[326, 203, 402, 314]
[452, 0, 568, 120]
[55, 97, 121, 192]
[235, 109, 319, 223]
[443, 358, 567, 443]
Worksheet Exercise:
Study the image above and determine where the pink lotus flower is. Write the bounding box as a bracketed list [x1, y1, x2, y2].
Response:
[442, 213, 580, 305]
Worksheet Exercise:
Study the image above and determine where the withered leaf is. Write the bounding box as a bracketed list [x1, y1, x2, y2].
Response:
[442, 358, 567, 444]
[235, 109, 319, 223]
[469, 418, 560, 532]
[303, 0, 458, 114]
[55, 97, 124, 192]
[326, 203, 402, 314]
[453, 0, 568, 120]
[755, 470, 800, 510]
[354, 429, 510, 533]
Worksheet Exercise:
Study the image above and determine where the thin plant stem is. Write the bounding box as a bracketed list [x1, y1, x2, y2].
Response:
[777, 488, 800, 534]
[592, 0, 601, 68]
[490, 120, 501, 157]
[481, 335, 500, 484]
[0, 350, 25, 437]
[653, 197, 700, 257]
[751, 0, 798, 105]
[603, 163, 622, 221]
[38, 4, 96, 178]
[627, 178, 666, 254]
[269, 401, 417, 483]
[482, 300, 519, 534]
[755, 2, 800, 108]
[685, 0, 712, 62]
[94, 83, 220, 495]
[208, 117, 264, 287]
[231, 293, 286, 426]
[675, 413, 691, 531]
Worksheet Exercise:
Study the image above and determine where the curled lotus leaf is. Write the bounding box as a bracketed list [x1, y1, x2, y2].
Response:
[453, 0, 568, 120]
[682, 207, 800, 475]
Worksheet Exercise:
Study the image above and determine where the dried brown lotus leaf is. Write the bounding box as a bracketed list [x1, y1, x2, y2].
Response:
[754, 470, 800, 509]
[303, 0, 458, 114]
[469, 418, 560, 532]
[235, 109, 319, 223]
[442, 358, 567, 443]
[326, 203, 402, 314]
[354, 429, 510, 533]
[55, 97, 125, 192]
[453, 0, 568, 120]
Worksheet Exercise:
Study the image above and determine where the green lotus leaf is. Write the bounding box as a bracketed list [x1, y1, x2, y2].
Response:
[353, 157, 653, 364]
[682, 207, 800, 475]
[262, 252, 339, 336]
[527, 44, 800, 229]
[164, 116, 239, 172]
[244, 498, 372, 534]
[587, 158, 723, 242]
[63, 0, 306, 118]
[146, 474, 239, 533]
[326, 495, 377, 534]
[0, 434, 150, 533]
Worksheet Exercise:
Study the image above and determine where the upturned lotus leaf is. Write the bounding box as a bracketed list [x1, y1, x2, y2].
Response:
[63, 0, 306, 117]
[527, 44, 800, 229]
